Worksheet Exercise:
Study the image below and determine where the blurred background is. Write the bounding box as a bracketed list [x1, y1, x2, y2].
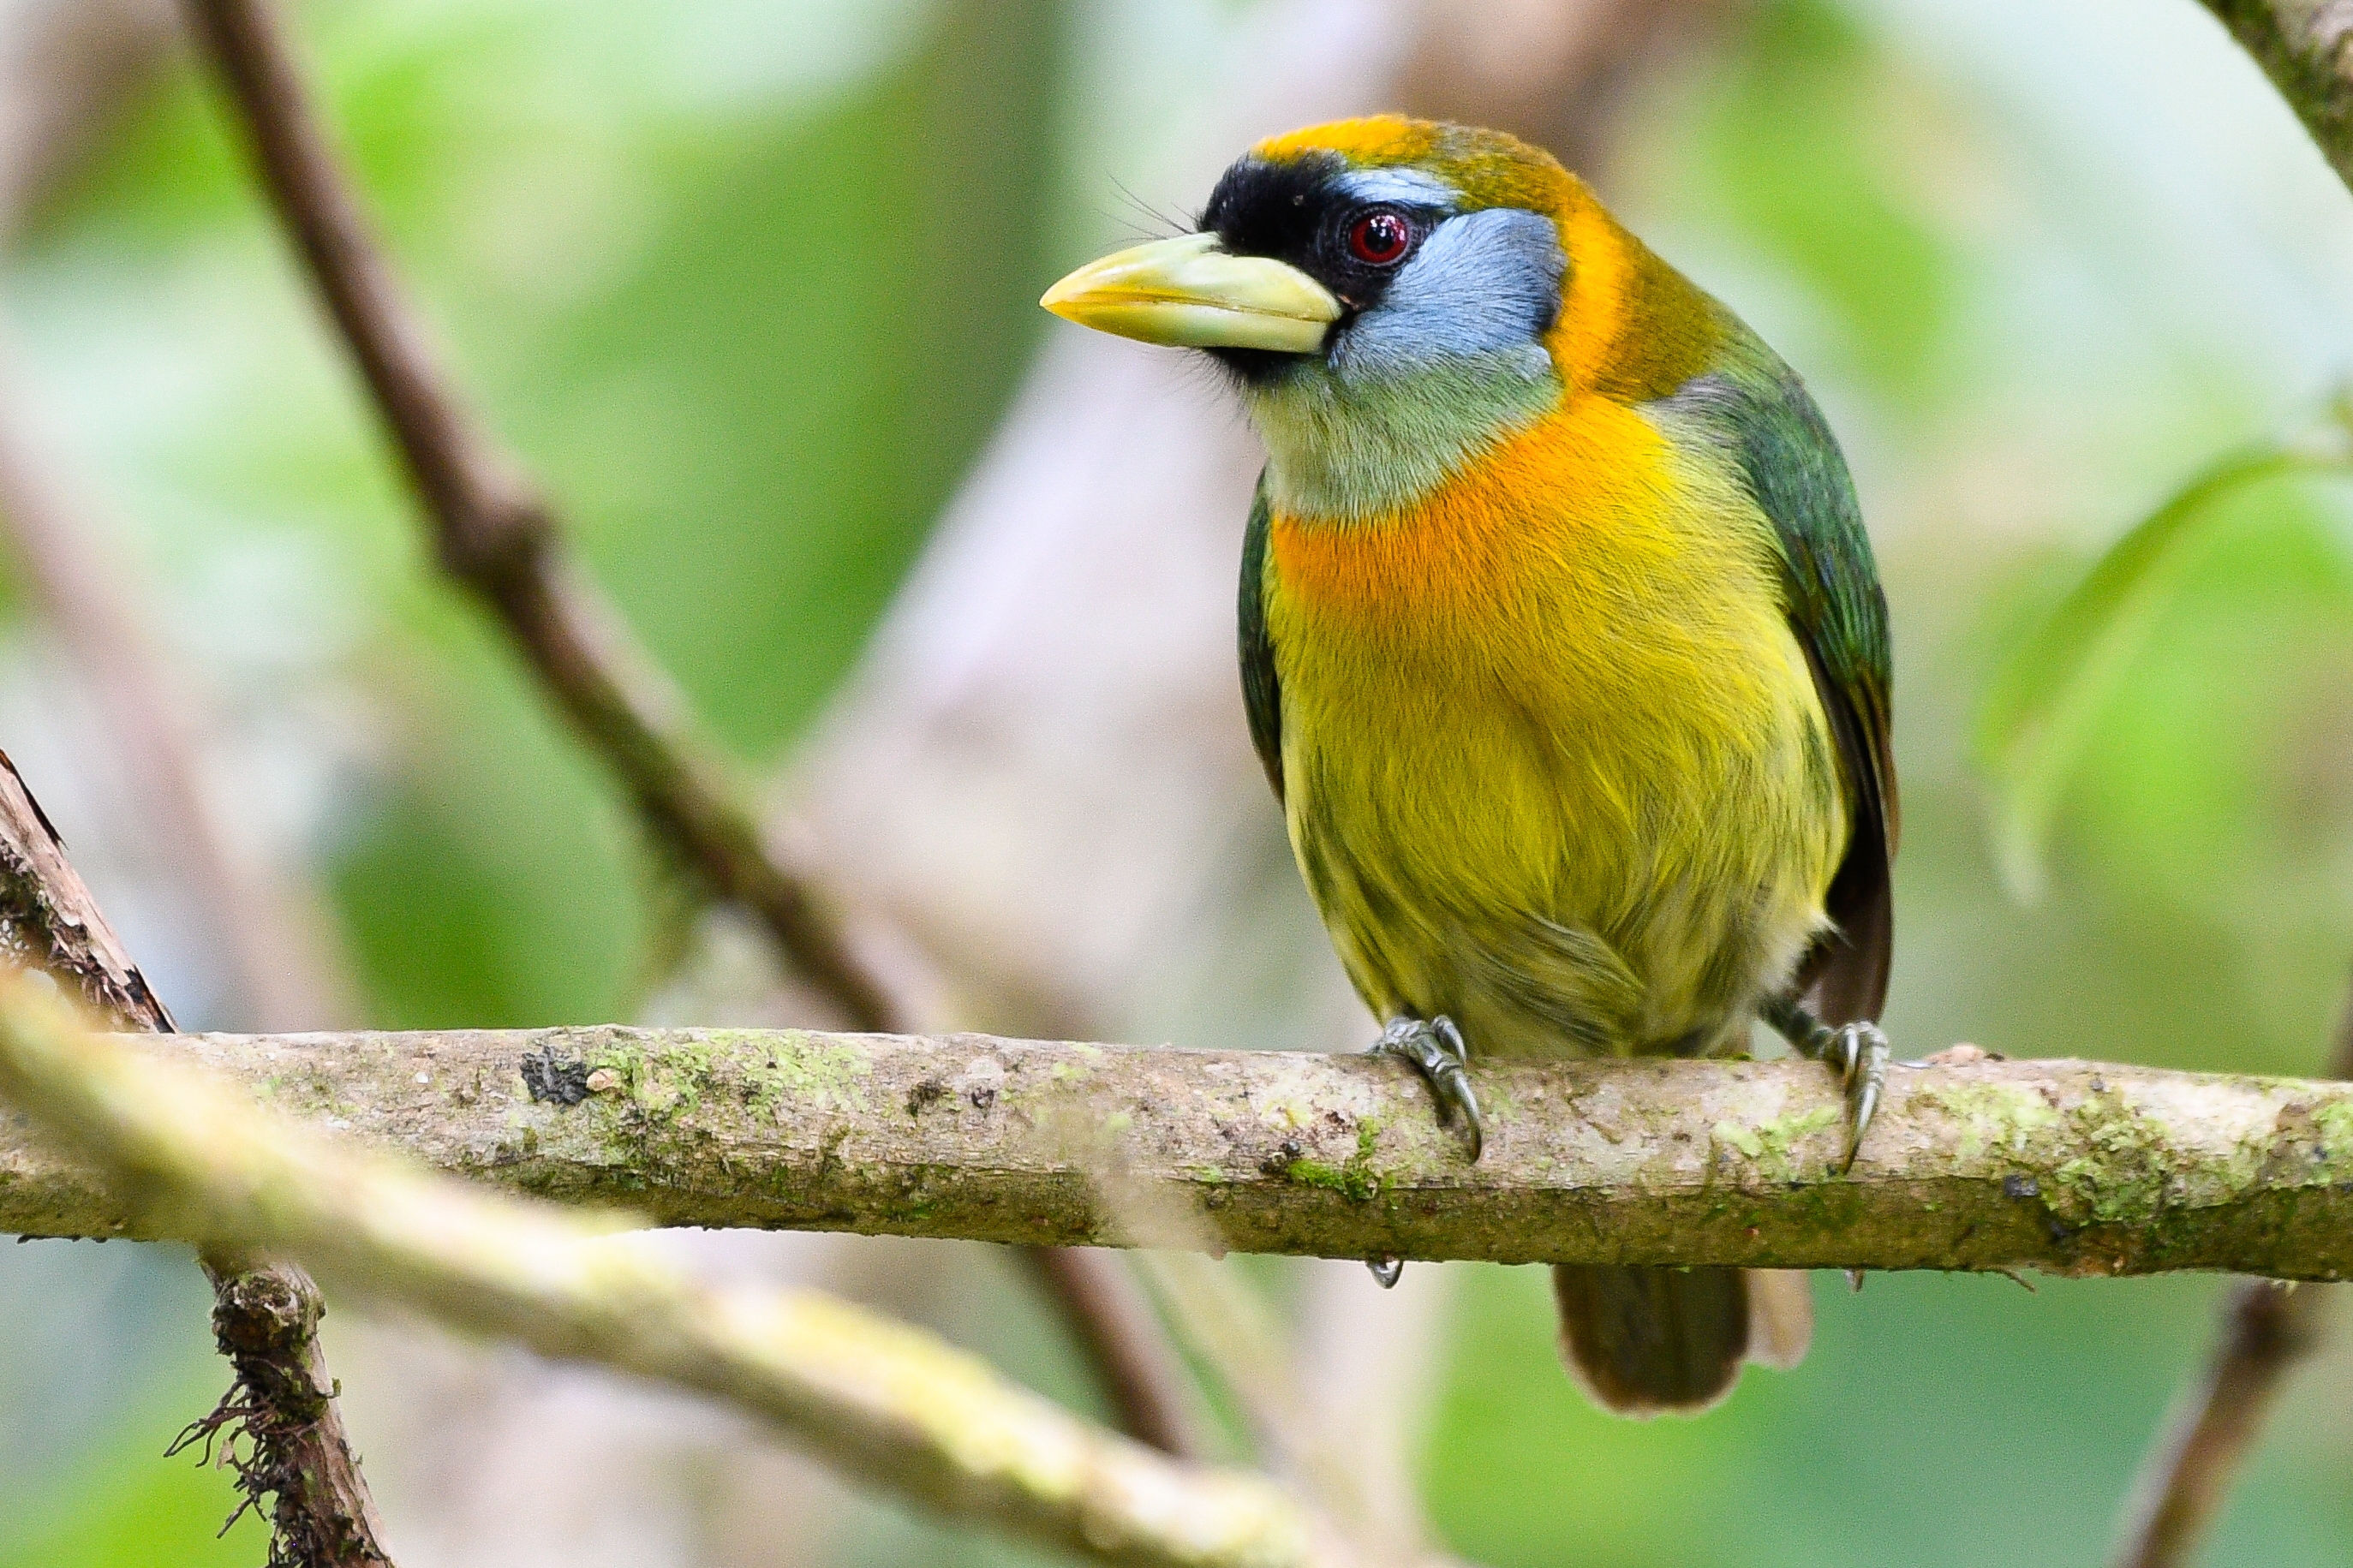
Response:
[2, 0, 2351, 1564]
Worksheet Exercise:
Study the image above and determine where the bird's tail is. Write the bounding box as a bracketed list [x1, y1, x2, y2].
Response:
[1551, 1265, 1813, 1416]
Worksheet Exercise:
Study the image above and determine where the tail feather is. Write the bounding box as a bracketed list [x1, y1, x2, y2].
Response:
[1552, 1264, 1813, 1416]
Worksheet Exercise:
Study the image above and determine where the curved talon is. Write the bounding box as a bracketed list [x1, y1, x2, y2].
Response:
[1369, 1014, 1484, 1161]
[1366, 1256, 1405, 1289]
[1832, 1022, 1889, 1173]
[1762, 998, 1889, 1176]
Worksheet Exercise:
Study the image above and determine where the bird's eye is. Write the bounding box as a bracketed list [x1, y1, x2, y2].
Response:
[1347, 209, 1412, 266]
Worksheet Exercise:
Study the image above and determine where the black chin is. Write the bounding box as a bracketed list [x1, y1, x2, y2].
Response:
[1202, 345, 1315, 386]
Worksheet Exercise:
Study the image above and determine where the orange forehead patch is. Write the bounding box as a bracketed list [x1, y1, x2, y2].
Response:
[1249, 115, 1580, 218]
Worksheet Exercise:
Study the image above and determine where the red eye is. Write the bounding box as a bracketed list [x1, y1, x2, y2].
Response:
[1347, 209, 1412, 265]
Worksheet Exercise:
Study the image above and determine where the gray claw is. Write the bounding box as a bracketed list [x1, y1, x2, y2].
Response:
[1763, 998, 1889, 1176]
[1831, 1022, 1889, 1173]
[1369, 1014, 1483, 1161]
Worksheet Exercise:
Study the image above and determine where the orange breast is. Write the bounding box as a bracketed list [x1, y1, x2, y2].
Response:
[1269, 392, 1688, 624]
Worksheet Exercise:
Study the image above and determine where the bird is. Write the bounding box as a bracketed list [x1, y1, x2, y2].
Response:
[1040, 116, 1896, 1416]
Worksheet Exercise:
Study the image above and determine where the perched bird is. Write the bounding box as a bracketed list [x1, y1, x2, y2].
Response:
[1042, 116, 1896, 1416]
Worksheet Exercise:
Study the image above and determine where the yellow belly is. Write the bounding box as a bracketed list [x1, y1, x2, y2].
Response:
[1265, 395, 1845, 1058]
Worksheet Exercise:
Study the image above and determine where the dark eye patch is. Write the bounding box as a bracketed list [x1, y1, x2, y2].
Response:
[1199, 152, 1339, 267]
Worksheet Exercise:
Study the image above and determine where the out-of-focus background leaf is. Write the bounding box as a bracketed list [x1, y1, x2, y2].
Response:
[3, 0, 2353, 1564]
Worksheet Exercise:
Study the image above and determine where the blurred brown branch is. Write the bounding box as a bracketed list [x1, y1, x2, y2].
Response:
[0, 975, 1452, 1568]
[0, 752, 392, 1567]
[176, 0, 1202, 1465]
[2108, 971, 2353, 1568]
[179, 0, 899, 1036]
[2198, 0, 2353, 193]
[9, 1022, 2353, 1279]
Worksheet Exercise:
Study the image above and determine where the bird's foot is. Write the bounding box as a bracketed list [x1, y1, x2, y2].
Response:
[1762, 998, 1888, 1174]
[1368, 1015, 1482, 1162]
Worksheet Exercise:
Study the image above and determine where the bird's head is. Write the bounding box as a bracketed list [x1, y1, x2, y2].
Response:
[1044, 116, 1645, 519]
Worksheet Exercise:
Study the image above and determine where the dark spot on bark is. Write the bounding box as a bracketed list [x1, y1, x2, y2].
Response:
[2004, 1173, 2039, 1199]
[1259, 1138, 1306, 1176]
[968, 1085, 996, 1111]
[907, 1078, 949, 1116]
[520, 1047, 591, 1106]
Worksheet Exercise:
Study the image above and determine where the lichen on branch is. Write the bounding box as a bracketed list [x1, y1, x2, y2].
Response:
[0, 974, 1386, 1568]
[5, 1020, 2351, 1279]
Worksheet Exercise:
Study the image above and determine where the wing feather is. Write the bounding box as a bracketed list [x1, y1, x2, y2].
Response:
[1656, 355, 1896, 1023]
[1239, 474, 1285, 803]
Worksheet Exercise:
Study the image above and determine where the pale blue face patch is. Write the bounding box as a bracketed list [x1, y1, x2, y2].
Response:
[1243, 195, 1568, 522]
[1329, 208, 1565, 382]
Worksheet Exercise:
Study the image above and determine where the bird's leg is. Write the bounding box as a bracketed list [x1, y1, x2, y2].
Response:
[1363, 1015, 1479, 1290]
[1761, 995, 1887, 1174]
[1368, 1015, 1482, 1160]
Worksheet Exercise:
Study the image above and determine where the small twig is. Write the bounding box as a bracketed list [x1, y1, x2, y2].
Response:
[177, 0, 899, 1035]
[2107, 970, 2353, 1568]
[1016, 1246, 1211, 1460]
[0, 753, 391, 1566]
[2197, 0, 2353, 194]
[0, 750, 171, 1031]
[1130, 1250, 1376, 1527]
[0, 977, 1436, 1568]
[2111, 1280, 2329, 1568]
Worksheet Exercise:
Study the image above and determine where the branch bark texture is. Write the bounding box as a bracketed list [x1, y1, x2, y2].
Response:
[2201, 0, 2353, 191]
[0, 976, 1396, 1568]
[0, 753, 391, 1565]
[2108, 969, 2353, 1568]
[6, 1023, 2352, 1279]
[177, 0, 1203, 1464]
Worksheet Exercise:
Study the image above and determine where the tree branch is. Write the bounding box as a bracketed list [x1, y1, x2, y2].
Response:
[2107, 970, 2353, 1568]
[0, 752, 392, 1565]
[176, 0, 900, 1036]
[2111, 1278, 2328, 1568]
[0, 975, 1422, 1568]
[5, 1022, 2351, 1278]
[2199, 0, 2353, 192]
[175, 0, 1204, 1464]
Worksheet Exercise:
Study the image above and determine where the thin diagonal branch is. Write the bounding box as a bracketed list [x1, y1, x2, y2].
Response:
[1017, 1246, 1213, 1461]
[2198, 1, 2353, 194]
[0, 752, 391, 1566]
[2108, 969, 2353, 1568]
[174, 0, 1207, 1464]
[0, 975, 1440, 1568]
[177, 0, 899, 1036]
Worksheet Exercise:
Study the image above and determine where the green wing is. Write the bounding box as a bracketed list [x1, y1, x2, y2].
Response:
[1238, 474, 1285, 802]
[1661, 352, 1897, 1023]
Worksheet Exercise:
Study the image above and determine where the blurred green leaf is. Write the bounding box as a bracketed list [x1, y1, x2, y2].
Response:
[0, 1398, 267, 1568]
[1974, 398, 2353, 902]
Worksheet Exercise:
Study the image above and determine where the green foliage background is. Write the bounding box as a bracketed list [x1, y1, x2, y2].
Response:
[3, 0, 2352, 1564]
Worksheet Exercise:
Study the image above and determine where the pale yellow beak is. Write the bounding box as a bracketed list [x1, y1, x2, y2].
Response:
[1040, 232, 1341, 354]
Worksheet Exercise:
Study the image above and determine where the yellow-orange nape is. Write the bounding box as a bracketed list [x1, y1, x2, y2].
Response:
[1242, 116, 1729, 408]
[1249, 115, 1579, 218]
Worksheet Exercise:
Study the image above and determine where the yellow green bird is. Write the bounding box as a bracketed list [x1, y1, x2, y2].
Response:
[1042, 116, 1896, 1416]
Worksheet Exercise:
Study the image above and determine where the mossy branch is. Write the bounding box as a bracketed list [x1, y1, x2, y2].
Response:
[5, 1022, 2351, 1279]
[0, 975, 1400, 1568]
